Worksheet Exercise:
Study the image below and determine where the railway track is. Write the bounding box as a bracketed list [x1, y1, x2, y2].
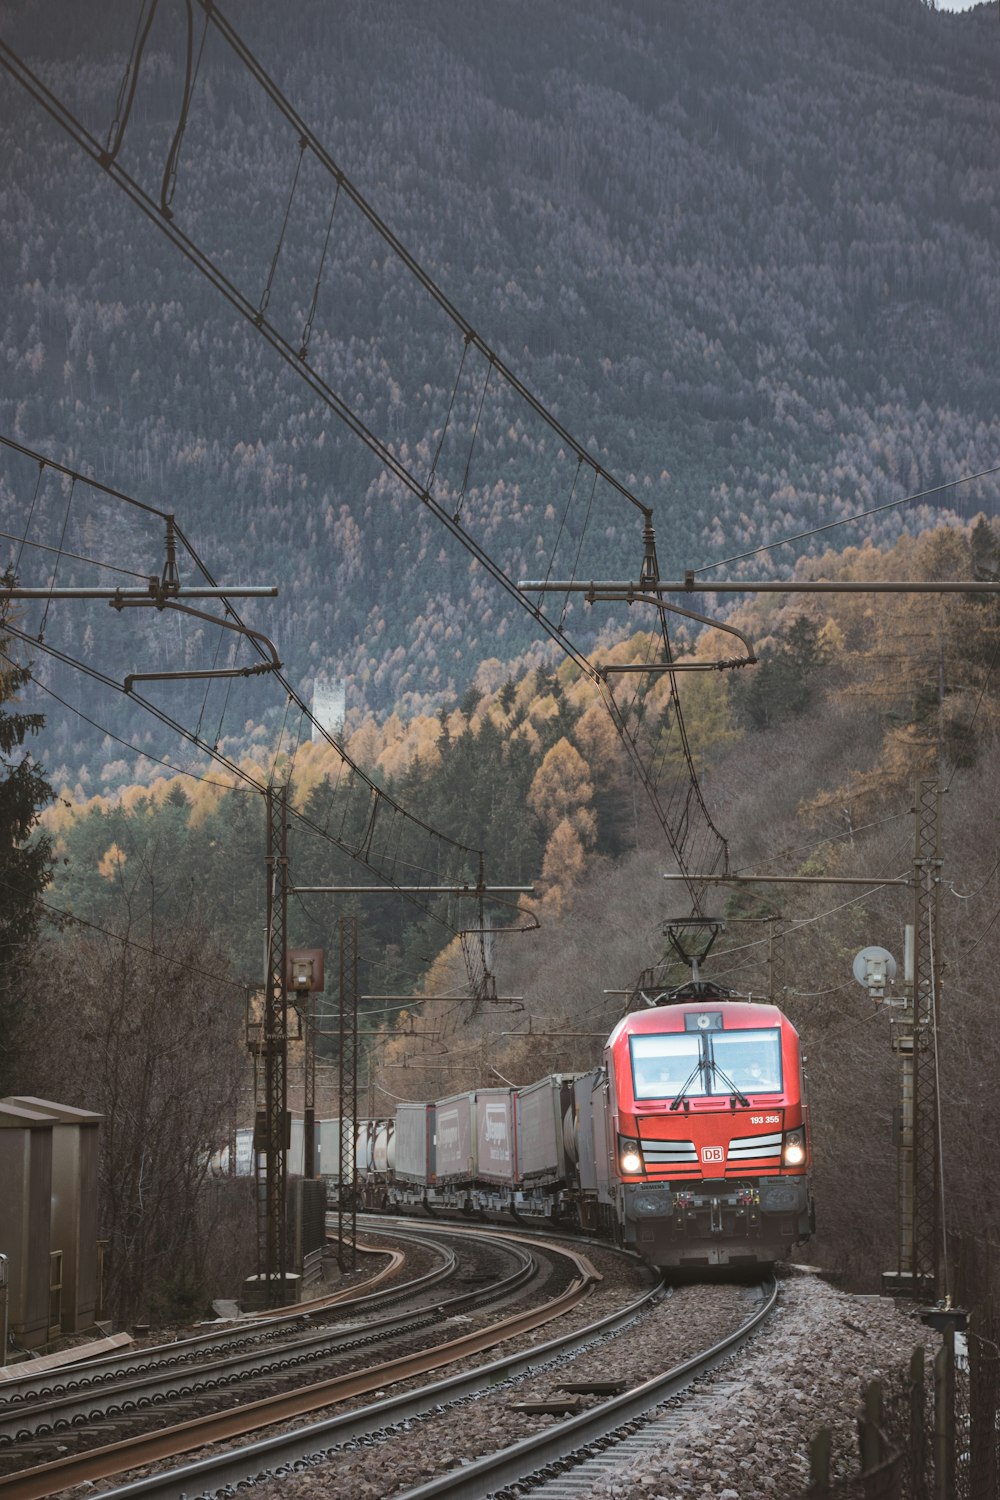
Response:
[51, 1243, 770, 1500]
[395, 1275, 778, 1499]
[0, 1225, 596, 1500]
[0, 1234, 416, 1421]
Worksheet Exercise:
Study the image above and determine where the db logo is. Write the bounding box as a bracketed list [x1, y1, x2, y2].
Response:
[701, 1146, 724, 1163]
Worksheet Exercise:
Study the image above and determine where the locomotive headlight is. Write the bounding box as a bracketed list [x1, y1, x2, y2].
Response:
[619, 1137, 645, 1174]
[782, 1129, 806, 1167]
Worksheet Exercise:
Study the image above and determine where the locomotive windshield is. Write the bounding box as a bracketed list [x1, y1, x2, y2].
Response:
[630, 1027, 783, 1100]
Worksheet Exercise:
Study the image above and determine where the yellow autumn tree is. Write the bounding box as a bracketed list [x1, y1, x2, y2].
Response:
[538, 817, 588, 916]
[527, 737, 596, 847]
[97, 842, 127, 880]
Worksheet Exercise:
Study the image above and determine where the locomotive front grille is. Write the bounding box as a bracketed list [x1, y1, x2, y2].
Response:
[641, 1140, 698, 1165]
[727, 1131, 782, 1161]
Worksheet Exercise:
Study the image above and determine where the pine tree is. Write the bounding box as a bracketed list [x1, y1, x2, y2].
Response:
[0, 599, 54, 1093]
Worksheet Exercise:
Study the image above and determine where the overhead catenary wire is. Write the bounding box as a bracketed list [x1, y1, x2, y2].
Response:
[0, 26, 727, 910]
[1, 527, 150, 581]
[12, 460, 44, 579]
[701, 874, 911, 966]
[691, 462, 1000, 577]
[0, 434, 485, 869]
[35, 476, 75, 643]
[3, 619, 472, 937]
[0, 650, 239, 791]
[26, 890, 247, 992]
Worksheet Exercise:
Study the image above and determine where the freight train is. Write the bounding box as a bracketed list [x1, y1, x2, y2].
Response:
[217, 989, 814, 1272]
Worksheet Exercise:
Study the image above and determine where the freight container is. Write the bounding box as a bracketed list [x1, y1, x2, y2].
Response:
[572, 1071, 601, 1194]
[515, 1075, 577, 1185]
[318, 1117, 341, 1182]
[434, 1092, 475, 1183]
[394, 1102, 435, 1184]
[475, 1088, 517, 1185]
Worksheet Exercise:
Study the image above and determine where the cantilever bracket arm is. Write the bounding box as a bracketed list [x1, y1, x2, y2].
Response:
[459, 895, 541, 938]
[109, 598, 282, 693]
[589, 590, 757, 672]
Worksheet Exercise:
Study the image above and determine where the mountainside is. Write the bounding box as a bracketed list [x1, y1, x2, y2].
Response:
[1, 0, 999, 776]
[33, 517, 1000, 1299]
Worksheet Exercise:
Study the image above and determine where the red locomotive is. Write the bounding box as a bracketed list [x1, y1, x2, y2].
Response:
[583, 986, 814, 1270]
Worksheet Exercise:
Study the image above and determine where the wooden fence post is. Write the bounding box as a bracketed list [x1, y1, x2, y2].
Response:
[934, 1328, 955, 1500]
[809, 1427, 831, 1498]
[860, 1378, 884, 1474]
[910, 1344, 927, 1500]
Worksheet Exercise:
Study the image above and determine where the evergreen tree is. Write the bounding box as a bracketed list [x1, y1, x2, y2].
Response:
[0, 603, 54, 1093]
[731, 615, 824, 731]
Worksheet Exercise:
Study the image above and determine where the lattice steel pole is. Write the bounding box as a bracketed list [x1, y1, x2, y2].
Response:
[338, 915, 359, 1273]
[911, 778, 942, 1301]
[260, 783, 289, 1305]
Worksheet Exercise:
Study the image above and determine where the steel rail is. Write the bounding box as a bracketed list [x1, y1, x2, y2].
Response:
[239, 1241, 406, 1320]
[393, 1275, 778, 1499]
[95, 1246, 634, 1500]
[0, 1242, 597, 1500]
[0, 1230, 444, 1414]
[0, 1235, 477, 1443]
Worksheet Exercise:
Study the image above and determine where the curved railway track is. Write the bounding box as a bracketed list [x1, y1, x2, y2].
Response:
[396, 1275, 778, 1499]
[0, 1225, 597, 1500]
[54, 1247, 773, 1500]
[0, 1229, 448, 1435]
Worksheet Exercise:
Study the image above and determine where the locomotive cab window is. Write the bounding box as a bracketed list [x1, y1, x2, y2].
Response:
[712, 1028, 783, 1094]
[630, 1033, 702, 1099]
[629, 1026, 783, 1100]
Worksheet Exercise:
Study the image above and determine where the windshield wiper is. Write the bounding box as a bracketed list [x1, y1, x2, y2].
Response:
[710, 1061, 750, 1108]
[669, 1062, 703, 1112]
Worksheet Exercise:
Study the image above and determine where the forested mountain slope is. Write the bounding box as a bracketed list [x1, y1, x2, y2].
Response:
[33, 517, 1000, 1298]
[0, 0, 998, 778]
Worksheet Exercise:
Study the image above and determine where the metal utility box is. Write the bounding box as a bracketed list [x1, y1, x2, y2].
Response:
[515, 1075, 577, 1185]
[394, 1103, 435, 1184]
[6, 1098, 103, 1335]
[433, 1093, 475, 1183]
[474, 1089, 517, 1186]
[0, 1102, 55, 1349]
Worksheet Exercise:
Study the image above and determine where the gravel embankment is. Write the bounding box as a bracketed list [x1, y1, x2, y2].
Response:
[230, 1265, 940, 1500]
[547, 1266, 941, 1499]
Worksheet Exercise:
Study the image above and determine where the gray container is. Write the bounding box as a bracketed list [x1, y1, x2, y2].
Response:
[515, 1075, 576, 1184]
[475, 1089, 516, 1186]
[433, 1093, 475, 1183]
[318, 1117, 340, 1181]
[394, 1102, 435, 1184]
[572, 1072, 601, 1193]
